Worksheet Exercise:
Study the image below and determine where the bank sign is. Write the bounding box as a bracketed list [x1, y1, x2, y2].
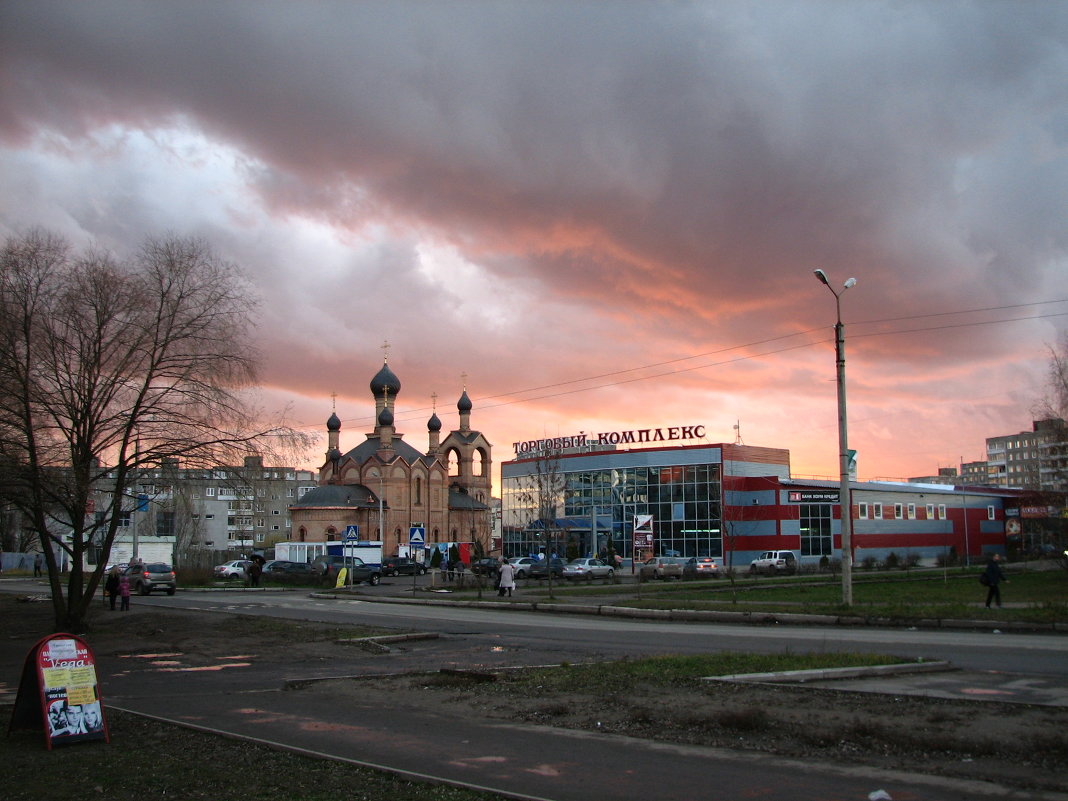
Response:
[788, 490, 840, 503]
[513, 425, 707, 457]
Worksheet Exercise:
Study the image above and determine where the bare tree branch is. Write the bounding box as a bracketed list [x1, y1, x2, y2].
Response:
[0, 229, 311, 632]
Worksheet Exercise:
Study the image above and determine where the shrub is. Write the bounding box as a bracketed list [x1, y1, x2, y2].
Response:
[860, 556, 877, 571]
[936, 547, 959, 568]
[884, 552, 901, 570]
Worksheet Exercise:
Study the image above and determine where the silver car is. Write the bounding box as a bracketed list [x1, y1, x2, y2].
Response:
[562, 558, 614, 581]
[638, 556, 683, 581]
[213, 560, 251, 580]
[508, 557, 539, 579]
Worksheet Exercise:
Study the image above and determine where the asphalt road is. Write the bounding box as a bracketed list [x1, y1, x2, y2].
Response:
[155, 580, 1068, 678]
[4, 578, 1068, 800]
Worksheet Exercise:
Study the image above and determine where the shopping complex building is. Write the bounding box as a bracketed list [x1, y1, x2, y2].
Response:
[500, 426, 1054, 569]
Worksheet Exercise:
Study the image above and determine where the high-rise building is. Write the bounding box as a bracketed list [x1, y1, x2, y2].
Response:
[986, 419, 1067, 491]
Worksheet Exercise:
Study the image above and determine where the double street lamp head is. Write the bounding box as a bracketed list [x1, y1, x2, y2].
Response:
[813, 268, 857, 294]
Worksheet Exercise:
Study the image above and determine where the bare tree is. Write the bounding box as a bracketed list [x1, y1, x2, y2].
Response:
[509, 446, 567, 596]
[0, 229, 309, 632]
[1036, 332, 1068, 422]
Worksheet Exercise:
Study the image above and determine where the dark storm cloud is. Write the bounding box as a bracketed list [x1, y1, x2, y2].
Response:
[5, 3, 1065, 310]
[2, 1, 1066, 476]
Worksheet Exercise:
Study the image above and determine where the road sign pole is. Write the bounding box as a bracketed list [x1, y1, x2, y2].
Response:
[408, 526, 425, 595]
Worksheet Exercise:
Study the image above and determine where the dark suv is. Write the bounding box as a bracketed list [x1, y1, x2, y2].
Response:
[380, 556, 427, 577]
[123, 562, 177, 595]
[311, 555, 382, 586]
[527, 558, 566, 580]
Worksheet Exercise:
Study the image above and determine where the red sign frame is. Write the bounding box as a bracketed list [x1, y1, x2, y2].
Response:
[10, 633, 110, 749]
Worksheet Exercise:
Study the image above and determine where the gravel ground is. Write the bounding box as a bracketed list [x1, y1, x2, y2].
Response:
[320, 666, 1068, 795]
[5, 596, 1067, 796]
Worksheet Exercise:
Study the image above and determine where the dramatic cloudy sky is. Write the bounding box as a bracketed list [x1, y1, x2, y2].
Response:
[3, 1, 1066, 485]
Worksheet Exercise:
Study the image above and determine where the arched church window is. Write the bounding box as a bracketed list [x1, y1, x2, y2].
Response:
[473, 449, 485, 477]
[415, 476, 422, 505]
[447, 449, 460, 476]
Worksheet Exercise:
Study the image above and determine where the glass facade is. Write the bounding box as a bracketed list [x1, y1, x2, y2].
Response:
[798, 504, 833, 556]
[502, 462, 722, 559]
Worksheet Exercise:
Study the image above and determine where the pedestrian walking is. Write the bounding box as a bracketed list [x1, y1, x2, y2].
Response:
[34, 553, 43, 577]
[104, 566, 121, 611]
[441, 557, 450, 582]
[497, 558, 516, 598]
[248, 559, 262, 587]
[119, 572, 131, 611]
[983, 553, 1007, 608]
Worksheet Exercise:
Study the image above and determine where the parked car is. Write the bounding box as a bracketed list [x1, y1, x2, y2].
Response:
[562, 558, 614, 581]
[263, 560, 317, 581]
[213, 560, 251, 580]
[469, 558, 501, 576]
[638, 556, 683, 581]
[380, 556, 428, 576]
[749, 550, 798, 576]
[508, 557, 539, 579]
[682, 556, 720, 579]
[123, 562, 176, 595]
[310, 555, 382, 585]
[528, 557, 566, 580]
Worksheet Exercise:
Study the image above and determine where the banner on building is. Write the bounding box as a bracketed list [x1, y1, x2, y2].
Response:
[633, 515, 654, 550]
[788, 491, 840, 503]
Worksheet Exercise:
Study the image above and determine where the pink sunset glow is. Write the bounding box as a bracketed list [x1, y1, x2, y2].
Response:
[2, 2, 1065, 489]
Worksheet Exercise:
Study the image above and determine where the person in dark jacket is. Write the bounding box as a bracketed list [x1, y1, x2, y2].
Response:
[984, 553, 1008, 608]
[104, 566, 121, 611]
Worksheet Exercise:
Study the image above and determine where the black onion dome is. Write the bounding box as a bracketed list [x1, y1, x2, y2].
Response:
[327, 411, 341, 431]
[378, 404, 394, 427]
[370, 362, 401, 399]
[327, 446, 342, 462]
[457, 389, 472, 413]
[428, 412, 442, 432]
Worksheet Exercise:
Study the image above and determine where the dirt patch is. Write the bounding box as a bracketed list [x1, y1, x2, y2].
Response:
[4, 596, 1066, 794]
[314, 669, 1067, 793]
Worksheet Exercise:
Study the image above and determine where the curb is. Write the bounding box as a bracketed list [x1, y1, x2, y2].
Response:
[310, 592, 1066, 634]
[707, 660, 957, 685]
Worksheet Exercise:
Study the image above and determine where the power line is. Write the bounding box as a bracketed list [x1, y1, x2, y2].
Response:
[306, 300, 1068, 430]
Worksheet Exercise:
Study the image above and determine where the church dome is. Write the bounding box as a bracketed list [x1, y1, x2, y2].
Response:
[427, 412, 442, 432]
[378, 404, 394, 427]
[327, 411, 341, 432]
[457, 389, 472, 413]
[370, 362, 401, 399]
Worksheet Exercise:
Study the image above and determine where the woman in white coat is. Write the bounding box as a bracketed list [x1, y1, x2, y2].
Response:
[497, 559, 516, 597]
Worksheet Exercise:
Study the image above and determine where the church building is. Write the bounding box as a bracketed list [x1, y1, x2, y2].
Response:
[289, 359, 493, 559]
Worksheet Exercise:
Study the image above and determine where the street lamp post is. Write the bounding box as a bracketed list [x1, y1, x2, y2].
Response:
[814, 268, 857, 607]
